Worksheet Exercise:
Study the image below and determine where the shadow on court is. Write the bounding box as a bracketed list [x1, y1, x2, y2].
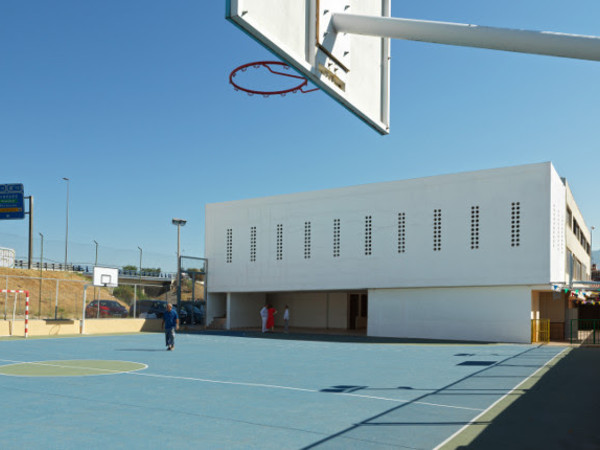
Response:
[183, 329, 492, 345]
[456, 347, 600, 449]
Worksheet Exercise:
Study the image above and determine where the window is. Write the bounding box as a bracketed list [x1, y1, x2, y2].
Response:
[470, 206, 480, 250]
[250, 226, 256, 262]
[365, 215, 372, 256]
[276, 224, 283, 261]
[511, 202, 521, 247]
[433, 209, 442, 251]
[566, 207, 573, 230]
[304, 221, 311, 259]
[333, 219, 340, 258]
[226, 228, 233, 263]
[397, 212, 406, 253]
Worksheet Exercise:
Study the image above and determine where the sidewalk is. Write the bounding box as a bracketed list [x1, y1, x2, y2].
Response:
[452, 346, 600, 449]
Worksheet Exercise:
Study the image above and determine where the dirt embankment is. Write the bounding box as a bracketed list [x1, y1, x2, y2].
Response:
[0, 267, 118, 319]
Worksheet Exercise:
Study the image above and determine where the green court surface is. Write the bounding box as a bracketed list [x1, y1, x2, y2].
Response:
[0, 332, 596, 449]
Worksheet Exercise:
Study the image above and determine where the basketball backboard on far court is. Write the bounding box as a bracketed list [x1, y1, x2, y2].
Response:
[226, 0, 391, 135]
[93, 266, 119, 288]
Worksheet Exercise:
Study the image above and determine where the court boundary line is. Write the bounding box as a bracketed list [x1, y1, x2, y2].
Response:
[300, 344, 564, 449]
[433, 345, 571, 449]
[0, 355, 485, 412]
[128, 371, 486, 412]
[0, 358, 148, 377]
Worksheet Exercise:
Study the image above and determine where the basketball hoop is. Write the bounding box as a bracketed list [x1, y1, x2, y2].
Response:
[229, 61, 318, 97]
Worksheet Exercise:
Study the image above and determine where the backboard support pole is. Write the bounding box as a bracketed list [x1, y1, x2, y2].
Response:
[332, 14, 600, 62]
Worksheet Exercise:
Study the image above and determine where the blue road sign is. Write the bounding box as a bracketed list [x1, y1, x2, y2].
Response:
[0, 184, 25, 220]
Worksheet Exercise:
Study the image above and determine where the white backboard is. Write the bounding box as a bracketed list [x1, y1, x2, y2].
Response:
[93, 266, 119, 288]
[226, 0, 391, 135]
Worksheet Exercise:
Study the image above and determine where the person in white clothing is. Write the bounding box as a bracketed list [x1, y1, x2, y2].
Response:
[260, 304, 268, 333]
[283, 305, 290, 333]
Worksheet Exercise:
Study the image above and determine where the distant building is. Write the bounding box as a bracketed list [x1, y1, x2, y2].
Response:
[204, 162, 591, 343]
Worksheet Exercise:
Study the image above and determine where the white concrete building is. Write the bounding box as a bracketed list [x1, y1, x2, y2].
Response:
[204, 162, 591, 343]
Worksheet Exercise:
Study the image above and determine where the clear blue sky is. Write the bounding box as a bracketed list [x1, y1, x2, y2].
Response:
[1, 1, 599, 272]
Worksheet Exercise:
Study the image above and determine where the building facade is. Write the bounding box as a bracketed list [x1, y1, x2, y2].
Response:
[204, 162, 591, 343]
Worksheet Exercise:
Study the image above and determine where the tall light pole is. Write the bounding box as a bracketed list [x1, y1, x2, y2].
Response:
[172, 218, 187, 311]
[62, 177, 70, 269]
[138, 246, 143, 281]
[93, 240, 99, 301]
[592, 226, 596, 269]
[39, 232, 44, 316]
[93, 240, 99, 266]
[135, 246, 143, 318]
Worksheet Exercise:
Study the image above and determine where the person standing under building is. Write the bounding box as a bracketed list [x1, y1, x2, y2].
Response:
[162, 303, 179, 351]
[283, 305, 290, 333]
[267, 304, 277, 332]
[260, 303, 268, 333]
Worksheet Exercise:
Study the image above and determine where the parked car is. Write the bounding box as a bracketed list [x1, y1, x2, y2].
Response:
[146, 300, 188, 323]
[85, 300, 128, 318]
[129, 299, 156, 318]
[180, 301, 204, 324]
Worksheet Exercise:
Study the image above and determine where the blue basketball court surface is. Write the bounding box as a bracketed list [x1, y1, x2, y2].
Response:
[0, 333, 570, 449]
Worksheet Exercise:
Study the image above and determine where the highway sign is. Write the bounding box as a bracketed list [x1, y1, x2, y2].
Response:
[0, 184, 25, 220]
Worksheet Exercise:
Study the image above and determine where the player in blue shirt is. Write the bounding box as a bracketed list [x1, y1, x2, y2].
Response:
[162, 303, 179, 351]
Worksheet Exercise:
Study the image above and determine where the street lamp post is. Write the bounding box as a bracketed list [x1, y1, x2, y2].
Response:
[591, 226, 596, 269]
[39, 232, 44, 316]
[93, 240, 99, 303]
[172, 218, 187, 312]
[62, 177, 70, 270]
[136, 246, 143, 318]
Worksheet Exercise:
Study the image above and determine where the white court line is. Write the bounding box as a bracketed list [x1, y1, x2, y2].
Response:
[0, 358, 147, 376]
[128, 370, 485, 412]
[433, 346, 571, 450]
[0, 357, 484, 412]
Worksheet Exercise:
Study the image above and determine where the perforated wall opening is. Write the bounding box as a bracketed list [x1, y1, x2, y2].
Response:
[471, 206, 480, 250]
[226, 228, 233, 263]
[333, 218, 340, 258]
[511, 202, 521, 247]
[433, 209, 442, 251]
[250, 226, 257, 262]
[276, 224, 283, 260]
[365, 215, 372, 256]
[397, 212, 406, 253]
[304, 221, 311, 259]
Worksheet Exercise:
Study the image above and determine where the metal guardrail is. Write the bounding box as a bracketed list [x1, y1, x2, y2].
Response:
[13, 260, 176, 279]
